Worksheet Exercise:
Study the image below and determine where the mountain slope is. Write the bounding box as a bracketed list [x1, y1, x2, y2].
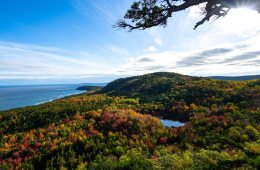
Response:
[100, 72, 260, 121]
[100, 72, 198, 98]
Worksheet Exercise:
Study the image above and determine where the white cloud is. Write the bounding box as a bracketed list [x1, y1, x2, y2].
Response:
[142, 46, 157, 52]
[0, 41, 116, 79]
[118, 32, 260, 76]
[215, 8, 260, 37]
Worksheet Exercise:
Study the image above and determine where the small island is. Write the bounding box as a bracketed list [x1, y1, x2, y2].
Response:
[76, 85, 103, 92]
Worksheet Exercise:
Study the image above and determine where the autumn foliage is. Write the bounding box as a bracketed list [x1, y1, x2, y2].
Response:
[0, 72, 259, 169]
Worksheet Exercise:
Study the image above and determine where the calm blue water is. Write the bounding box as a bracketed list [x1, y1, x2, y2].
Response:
[0, 84, 90, 111]
[161, 119, 185, 127]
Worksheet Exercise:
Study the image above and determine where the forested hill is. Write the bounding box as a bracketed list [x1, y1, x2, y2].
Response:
[100, 72, 204, 100]
[99, 72, 260, 122]
[100, 72, 259, 107]
[0, 72, 260, 169]
[100, 72, 260, 98]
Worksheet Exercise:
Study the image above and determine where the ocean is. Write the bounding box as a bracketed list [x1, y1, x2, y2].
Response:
[0, 84, 102, 111]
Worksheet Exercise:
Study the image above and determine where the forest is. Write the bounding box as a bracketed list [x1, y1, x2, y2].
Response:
[0, 72, 259, 169]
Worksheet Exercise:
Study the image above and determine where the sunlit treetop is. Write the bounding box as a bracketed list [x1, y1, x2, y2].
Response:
[114, 0, 260, 31]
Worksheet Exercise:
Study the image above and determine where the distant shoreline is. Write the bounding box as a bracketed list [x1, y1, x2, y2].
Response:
[0, 84, 88, 111]
[0, 84, 106, 111]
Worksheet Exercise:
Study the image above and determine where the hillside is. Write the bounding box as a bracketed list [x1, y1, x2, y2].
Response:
[100, 72, 258, 101]
[100, 72, 201, 99]
[0, 72, 260, 169]
[100, 72, 260, 120]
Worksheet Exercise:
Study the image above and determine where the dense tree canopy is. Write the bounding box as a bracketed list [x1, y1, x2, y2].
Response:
[0, 72, 259, 169]
[114, 0, 260, 31]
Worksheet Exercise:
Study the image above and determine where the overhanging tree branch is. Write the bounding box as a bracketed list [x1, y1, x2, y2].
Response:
[114, 0, 260, 31]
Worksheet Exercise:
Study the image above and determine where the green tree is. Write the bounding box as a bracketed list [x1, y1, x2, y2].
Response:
[253, 156, 260, 169]
[228, 127, 241, 141]
[158, 154, 191, 170]
[114, 146, 125, 156]
[245, 125, 259, 141]
[117, 149, 159, 170]
[88, 154, 116, 170]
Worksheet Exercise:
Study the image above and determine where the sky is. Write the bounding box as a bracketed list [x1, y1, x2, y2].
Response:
[0, 0, 260, 85]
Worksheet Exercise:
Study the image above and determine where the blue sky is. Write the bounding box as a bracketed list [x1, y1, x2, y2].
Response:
[0, 0, 260, 85]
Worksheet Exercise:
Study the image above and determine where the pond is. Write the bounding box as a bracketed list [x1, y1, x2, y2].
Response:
[160, 119, 185, 127]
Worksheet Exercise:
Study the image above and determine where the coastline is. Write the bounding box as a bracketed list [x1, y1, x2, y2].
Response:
[0, 84, 87, 111]
[33, 91, 85, 106]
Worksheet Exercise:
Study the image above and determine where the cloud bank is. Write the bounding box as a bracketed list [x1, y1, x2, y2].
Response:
[0, 41, 115, 80]
[119, 32, 260, 76]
